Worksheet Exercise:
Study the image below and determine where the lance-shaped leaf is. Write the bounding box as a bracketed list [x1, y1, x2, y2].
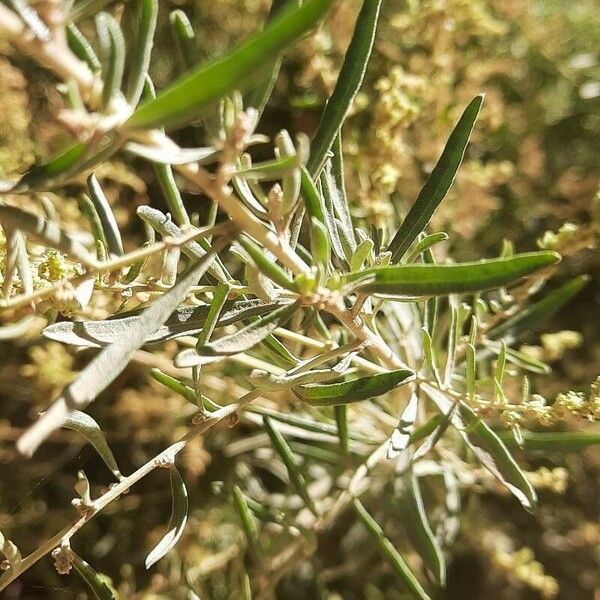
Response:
[72, 554, 116, 600]
[307, 0, 383, 175]
[232, 485, 262, 560]
[169, 9, 197, 70]
[239, 235, 296, 291]
[17, 245, 225, 456]
[335, 404, 349, 454]
[329, 136, 356, 252]
[43, 299, 286, 348]
[293, 369, 414, 407]
[87, 174, 124, 256]
[347, 252, 560, 297]
[405, 232, 449, 263]
[497, 429, 600, 452]
[124, 0, 158, 106]
[235, 154, 300, 181]
[422, 384, 537, 511]
[354, 500, 432, 600]
[0, 205, 96, 267]
[67, 23, 101, 72]
[396, 471, 446, 586]
[126, 0, 334, 130]
[488, 275, 589, 341]
[124, 141, 219, 165]
[387, 95, 484, 262]
[62, 410, 122, 480]
[96, 12, 125, 110]
[14, 142, 87, 191]
[263, 416, 317, 515]
[193, 301, 299, 358]
[145, 465, 189, 568]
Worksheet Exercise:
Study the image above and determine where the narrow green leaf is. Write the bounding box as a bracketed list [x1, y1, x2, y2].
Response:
[307, 0, 383, 175]
[239, 235, 296, 291]
[488, 275, 589, 341]
[497, 429, 600, 451]
[350, 238, 373, 272]
[150, 368, 199, 405]
[233, 485, 262, 560]
[311, 216, 331, 267]
[193, 301, 299, 358]
[329, 136, 356, 252]
[319, 165, 346, 262]
[14, 142, 87, 191]
[405, 232, 449, 263]
[18, 244, 226, 456]
[95, 12, 126, 110]
[263, 416, 317, 515]
[63, 410, 122, 480]
[196, 284, 230, 347]
[353, 499, 432, 600]
[300, 165, 326, 223]
[387, 95, 484, 262]
[423, 384, 537, 511]
[72, 554, 116, 600]
[87, 174, 124, 256]
[235, 154, 299, 181]
[126, 0, 334, 130]
[293, 369, 414, 407]
[348, 252, 560, 296]
[154, 163, 189, 226]
[169, 9, 197, 71]
[66, 23, 101, 72]
[69, 0, 118, 21]
[396, 472, 446, 586]
[145, 465, 189, 568]
[125, 0, 158, 106]
[43, 299, 286, 348]
[421, 328, 442, 386]
[0, 204, 96, 267]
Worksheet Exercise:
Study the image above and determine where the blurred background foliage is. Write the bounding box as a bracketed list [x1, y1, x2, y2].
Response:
[0, 0, 598, 598]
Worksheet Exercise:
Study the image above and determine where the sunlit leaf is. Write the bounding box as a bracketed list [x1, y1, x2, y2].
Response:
[293, 369, 414, 407]
[307, 0, 383, 175]
[347, 252, 560, 296]
[43, 299, 287, 348]
[124, 0, 158, 106]
[87, 174, 124, 256]
[18, 244, 226, 456]
[126, 0, 334, 130]
[145, 465, 189, 568]
[95, 12, 125, 110]
[387, 95, 483, 262]
[423, 384, 537, 511]
[63, 410, 122, 480]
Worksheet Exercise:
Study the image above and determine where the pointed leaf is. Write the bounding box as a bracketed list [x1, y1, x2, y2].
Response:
[293, 369, 414, 407]
[497, 429, 600, 452]
[193, 301, 299, 358]
[18, 244, 226, 456]
[96, 12, 126, 110]
[263, 416, 317, 515]
[396, 472, 446, 586]
[63, 410, 122, 480]
[125, 0, 158, 106]
[72, 554, 116, 600]
[67, 23, 101, 72]
[43, 299, 286, 348]
[354, 499, 432, 600]
[145, 465, 188, 568]
[87, 174, 124, 256]
[307, 0, 383, 175]
[348, 252, 560, 296]
[239, 236, 296, 291]
[423, 384, 537, 511]
[387, 96, 484, 262]
[126, 0, 334, 130]
[124, 141, 219, 165]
